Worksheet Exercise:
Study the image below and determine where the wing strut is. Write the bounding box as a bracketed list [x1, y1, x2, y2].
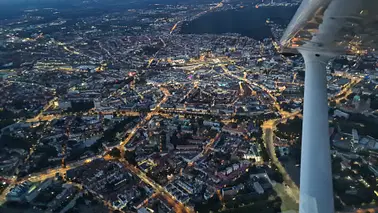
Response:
[299, 49, 335, 213]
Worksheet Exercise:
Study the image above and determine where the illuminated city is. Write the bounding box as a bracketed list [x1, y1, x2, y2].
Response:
[0, 0, 378, 213]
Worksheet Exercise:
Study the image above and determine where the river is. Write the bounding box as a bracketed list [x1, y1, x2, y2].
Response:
[180, 6, 298, 40]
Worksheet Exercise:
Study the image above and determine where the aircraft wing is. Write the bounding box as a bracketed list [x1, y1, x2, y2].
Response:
[280, 0, 378, 55]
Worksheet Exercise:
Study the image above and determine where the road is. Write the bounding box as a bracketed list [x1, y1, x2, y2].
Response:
[12, 85, 186, 212]
[218, 60, 302, 205]
[220, 64, 283, 113]
[26, 97, 58, 122]
[204, 132, 221, 155]
[120, 87, 170, 159]
[0, 155, 103, 204]
[113, 87, 192, 212]
[332, 77, 361, 104]
[120, 159, 192, 213]
[262, 116, 300, 203]
[20, 155, 103, 183]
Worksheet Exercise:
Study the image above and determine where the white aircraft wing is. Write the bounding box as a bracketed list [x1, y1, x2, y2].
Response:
[280, 0, 378, 54]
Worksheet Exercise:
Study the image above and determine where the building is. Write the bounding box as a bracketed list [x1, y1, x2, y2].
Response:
[176, 180, 194, 194]
[352, 129, 359, 144]
[137, 207, 150, 213]
[243, 144, 262, 162]
[369, 165, 378, 176]
[25, 178, 53, 202]
[6, 182, 33, 202]
[253, 182, 264, 194]
[352, 95, 361, 109]
[222, 125, 246, 136]
[176, 145, 200, 150]
[333, 109, 349, 119]
[55, 100, 72, 110]
[221, 184, 244, 197]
